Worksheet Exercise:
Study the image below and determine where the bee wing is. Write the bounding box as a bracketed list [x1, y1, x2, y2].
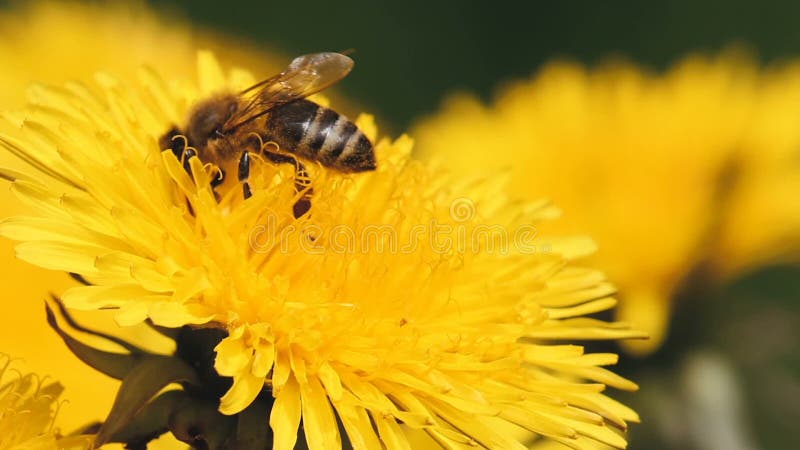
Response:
[225, 52, 354, 131]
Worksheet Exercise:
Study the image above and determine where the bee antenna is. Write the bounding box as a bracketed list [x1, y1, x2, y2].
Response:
[338, 48, 356, 56]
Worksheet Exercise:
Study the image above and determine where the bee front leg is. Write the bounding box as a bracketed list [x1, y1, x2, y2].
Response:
[182, 148, 198, 216]
[182, 148, 197, 174]
[209, 167, 225, 202]
[238, 151, 253, 199]
[160, 126, 186, 159]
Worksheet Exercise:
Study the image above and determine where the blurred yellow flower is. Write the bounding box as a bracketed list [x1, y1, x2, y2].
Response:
[0, 0, 284, 109]
[0, 0, 282, 433]
[413, 53, 800, 355]
[0, 46, 642, 449]
[712, 62, 800, 277]
[0, 355, 92, 450]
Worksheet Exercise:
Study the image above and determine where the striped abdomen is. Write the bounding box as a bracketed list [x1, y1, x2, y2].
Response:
[265, 99, 376, 172]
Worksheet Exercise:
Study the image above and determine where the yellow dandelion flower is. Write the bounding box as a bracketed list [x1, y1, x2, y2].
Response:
[0, 355, 92, 450]
[0, 51, 642, 449]
[0, 1, 284, 432]
[413, 52, 800, 355]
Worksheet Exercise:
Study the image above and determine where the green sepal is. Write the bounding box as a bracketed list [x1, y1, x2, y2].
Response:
[145, 318, 182, 340]
[95, 354, 201, 447]
[106, 390, 187, 448]
[228, 394, 273, 450]
[45, 298, 143, 380]
[168, 395, 236, 450]
[48, 295, 146, 353]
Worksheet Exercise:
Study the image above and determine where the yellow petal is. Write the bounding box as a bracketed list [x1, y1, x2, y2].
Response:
[270, 375, 302, 450]
[300, 376, 341, 450]
[219, 372, 264, 415]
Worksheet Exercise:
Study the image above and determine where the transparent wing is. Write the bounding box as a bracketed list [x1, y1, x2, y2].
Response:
[224, 52, 354, 131]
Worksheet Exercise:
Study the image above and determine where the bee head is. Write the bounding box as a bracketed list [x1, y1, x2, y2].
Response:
[186, 95, 239, 147]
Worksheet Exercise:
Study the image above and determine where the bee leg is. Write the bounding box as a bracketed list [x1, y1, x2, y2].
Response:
[182, 148, 197, 174]
[210, 167, 225, 202]
[182, 148, 198, 216]
[160, 126, 186, 159]
[292, 165, 313, 218]
[261, 149, 313, 218]
[238, 151, 253, 199]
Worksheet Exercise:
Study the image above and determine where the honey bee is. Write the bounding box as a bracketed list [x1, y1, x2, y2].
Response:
[159, 52, 376, 218]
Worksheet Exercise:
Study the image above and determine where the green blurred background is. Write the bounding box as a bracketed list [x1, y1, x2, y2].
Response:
[146, 0, 800, 130]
